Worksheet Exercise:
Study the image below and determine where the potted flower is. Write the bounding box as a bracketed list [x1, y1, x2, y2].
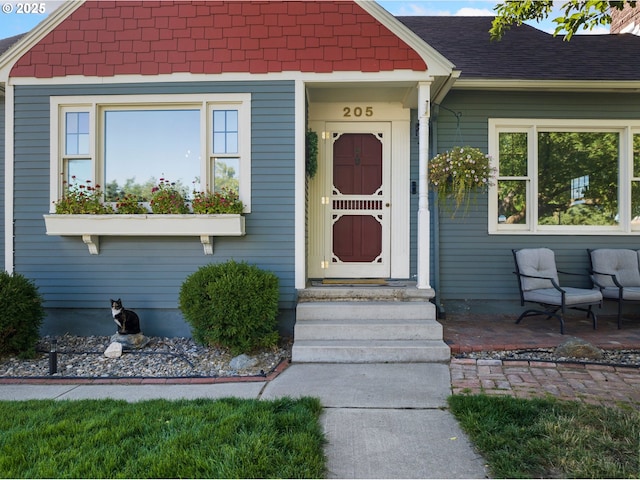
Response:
[429, 146, 495, 216]
[115, 193, 147, 214]
[54, 177, 113, 214]
[45, 177, 245, 255]
[149, 178, 189, 214]
[192, 188, 244, 214]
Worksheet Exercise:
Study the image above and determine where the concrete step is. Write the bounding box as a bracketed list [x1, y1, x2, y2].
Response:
[298, 284, 435, 302]
[296, 301, 435, 321]
[291, 339, 451, 363]
[294, 318, 443, 341]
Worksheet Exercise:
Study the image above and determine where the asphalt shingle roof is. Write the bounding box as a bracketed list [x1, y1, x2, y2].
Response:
[0, 33, 25, 57]
[397, 16, 640, 81]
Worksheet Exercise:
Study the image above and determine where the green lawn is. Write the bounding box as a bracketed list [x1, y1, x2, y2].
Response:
[0, 397, 325, 479]
[449, 394, 640, 478]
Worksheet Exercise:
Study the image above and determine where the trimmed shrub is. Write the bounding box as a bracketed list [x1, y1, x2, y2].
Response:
[179, 260, 280, 354]
[0, 271, 45, 358]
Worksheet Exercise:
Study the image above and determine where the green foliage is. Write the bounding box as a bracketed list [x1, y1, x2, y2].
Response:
[54, 177, 114, 214]
[538, 203, 615, 225]
[306, 130, 318, 178]
[213, 160, 241, 193]
[538, 131, 618, 225]
[192, 188, 244, 214]
[0, 272, 45, 358]
[491, 0, 637, 41]
[105, 177, 157, 202]
[449, 394, 640, 478]
[179, 261, 280, 354]
[150, 178, 190, 214]
[0, 397, 326, 478]
[114, 193, 147, 214]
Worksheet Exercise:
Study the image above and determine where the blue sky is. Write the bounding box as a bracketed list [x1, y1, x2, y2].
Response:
[0, 0, 607, 39]
[0, 0, 63, 36]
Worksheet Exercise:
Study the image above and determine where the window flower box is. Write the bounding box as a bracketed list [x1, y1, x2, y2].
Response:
[43, 214, 245, 255]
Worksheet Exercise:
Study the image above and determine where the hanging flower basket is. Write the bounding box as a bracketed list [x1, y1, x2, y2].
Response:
[429, 146, 496, 216]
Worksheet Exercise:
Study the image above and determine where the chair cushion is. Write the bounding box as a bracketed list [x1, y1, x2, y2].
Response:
[590, 249, 640, 287]
[516, 248, 559, 291]
[600, 286, 640, 300]
[523, 287, 602, 306]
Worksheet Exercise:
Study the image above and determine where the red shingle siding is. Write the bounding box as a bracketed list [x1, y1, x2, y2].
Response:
[10, 0, 426, 78]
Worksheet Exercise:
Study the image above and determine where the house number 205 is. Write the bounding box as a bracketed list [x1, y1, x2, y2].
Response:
[343, 106, 373, 117]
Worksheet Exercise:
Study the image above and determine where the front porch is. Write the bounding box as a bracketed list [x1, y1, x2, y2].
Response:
[292, 282, 450, 363]
[442, 309, 640, 353]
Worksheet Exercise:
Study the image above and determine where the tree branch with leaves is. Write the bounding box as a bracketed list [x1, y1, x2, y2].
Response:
[490, 0, 637, 41]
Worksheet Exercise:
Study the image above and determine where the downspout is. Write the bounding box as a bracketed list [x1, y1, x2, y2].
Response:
[430, 105, 444, 318]
[428, 71, 460, 317]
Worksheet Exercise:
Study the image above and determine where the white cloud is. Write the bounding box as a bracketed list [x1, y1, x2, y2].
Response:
[386, 3, 432, 15]
[378, 1, 495, 17]
[455, 7, 494, 16]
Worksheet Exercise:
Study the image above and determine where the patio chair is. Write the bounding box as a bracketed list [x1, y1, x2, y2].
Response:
[512, 248, 602, 334]
[588, 248, 640, 329]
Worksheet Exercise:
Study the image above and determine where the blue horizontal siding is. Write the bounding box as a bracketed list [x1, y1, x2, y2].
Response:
[433, 90, 640, 305]
[13, 82, 296, 318]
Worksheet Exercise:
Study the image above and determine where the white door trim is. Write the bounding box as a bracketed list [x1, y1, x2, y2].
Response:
[307, 102, 411, 280]
[325, 123, 391, 278]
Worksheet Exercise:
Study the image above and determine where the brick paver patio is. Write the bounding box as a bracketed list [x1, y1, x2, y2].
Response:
[444, 313, 640, 408]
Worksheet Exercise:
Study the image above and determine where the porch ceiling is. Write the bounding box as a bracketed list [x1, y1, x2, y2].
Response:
[306, 76, 450, 108]
[306, 82, 419, 108]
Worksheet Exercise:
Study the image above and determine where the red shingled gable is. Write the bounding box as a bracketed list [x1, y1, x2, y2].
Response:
[10, 0, 427, 78]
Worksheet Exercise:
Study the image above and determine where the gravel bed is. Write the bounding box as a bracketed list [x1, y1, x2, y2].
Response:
[457, 348, 640, 367]
[0, 335, 292, 378]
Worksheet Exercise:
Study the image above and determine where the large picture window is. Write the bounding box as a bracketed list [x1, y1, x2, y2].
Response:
[50, 94, 251, 212]
[489, 119, 640, 234]
[103, 109, 201, 202]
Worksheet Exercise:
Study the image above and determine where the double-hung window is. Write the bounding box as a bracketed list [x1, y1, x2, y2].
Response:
[489, 119, 640, 234]
[51, 94, 251, 212]
[61, 108, 93, 186]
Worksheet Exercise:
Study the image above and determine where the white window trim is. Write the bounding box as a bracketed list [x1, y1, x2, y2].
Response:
[488, 118, 640, 235]
[50, 93, 252, 214]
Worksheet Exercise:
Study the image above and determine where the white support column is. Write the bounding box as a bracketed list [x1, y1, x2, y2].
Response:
[416, 81, 432, 289]
[4, 83, 14, 273]
[294, 79, 306, 289]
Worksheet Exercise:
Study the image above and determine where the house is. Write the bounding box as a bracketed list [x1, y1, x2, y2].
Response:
[0, 1, 639, 357]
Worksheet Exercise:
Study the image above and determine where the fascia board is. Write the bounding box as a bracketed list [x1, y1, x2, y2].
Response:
[358, 0, 455, 77]
[454, 78, 640, 92]
[0, 0, 85, 83]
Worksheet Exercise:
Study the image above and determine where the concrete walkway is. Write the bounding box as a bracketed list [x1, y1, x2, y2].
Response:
[0, 363, 488, 479]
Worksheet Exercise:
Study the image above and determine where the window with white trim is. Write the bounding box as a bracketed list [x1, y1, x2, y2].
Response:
[51, 94, 251, 212]
[61, 108, 93, 186]
[488, 119, 640, 234]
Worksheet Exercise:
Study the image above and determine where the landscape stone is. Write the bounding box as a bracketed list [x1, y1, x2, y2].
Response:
[104, 342, 123, 358]
[110, 332, 150, 350]
[229, 354, 258, 371]
[554, 337, 603, 360]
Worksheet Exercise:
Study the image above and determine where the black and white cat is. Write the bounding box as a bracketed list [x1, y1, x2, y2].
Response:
[110, 298, 141, 335]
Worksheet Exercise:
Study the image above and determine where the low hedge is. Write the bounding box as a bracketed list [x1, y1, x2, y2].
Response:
[0, 271, 44, 358]
[179, 260, 280, 354]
